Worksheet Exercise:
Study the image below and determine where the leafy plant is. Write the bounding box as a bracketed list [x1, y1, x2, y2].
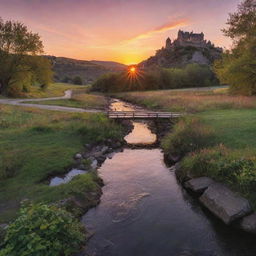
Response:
[0, 203, 86, 256]
[161, 117, 214, 157]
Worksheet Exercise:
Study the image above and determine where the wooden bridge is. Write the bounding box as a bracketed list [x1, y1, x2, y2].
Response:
[107, 111, 183, 119]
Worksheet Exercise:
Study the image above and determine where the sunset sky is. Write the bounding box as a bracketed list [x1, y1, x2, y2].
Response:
[0, 0, 241, 64]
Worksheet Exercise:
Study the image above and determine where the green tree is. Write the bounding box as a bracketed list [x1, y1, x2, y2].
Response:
[214, 0, 256, 95]
[73, 76, 83, 85]
[0, 18, 52, 95]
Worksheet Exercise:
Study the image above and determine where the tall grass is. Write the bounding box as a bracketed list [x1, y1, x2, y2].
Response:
[0, 105, 122, 222]
[117, 89, 256, 113]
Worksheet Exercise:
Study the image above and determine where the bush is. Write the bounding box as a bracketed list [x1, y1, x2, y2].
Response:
[0, 203, 86, 256]
[161, 117, 214, 158]
[73, 76, 83, 85]
[181, 145, 256, 203]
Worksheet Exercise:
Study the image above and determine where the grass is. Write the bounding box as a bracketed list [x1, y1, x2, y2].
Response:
[114, 87, 256, 113]
[27, 93, 108, 110]
[116, 87, 256, 208]
[0, 104, 123, 222]
[23, 83, 87, 98]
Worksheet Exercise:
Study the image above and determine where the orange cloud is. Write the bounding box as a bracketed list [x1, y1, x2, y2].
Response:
[125, 19, 189, 43]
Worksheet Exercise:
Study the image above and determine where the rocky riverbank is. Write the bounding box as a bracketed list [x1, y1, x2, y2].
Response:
[172, 162, 256, 235]
[55, 119, 133, 219]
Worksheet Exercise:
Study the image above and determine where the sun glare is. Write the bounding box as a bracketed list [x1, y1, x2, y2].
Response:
[130, 67, 136, 73]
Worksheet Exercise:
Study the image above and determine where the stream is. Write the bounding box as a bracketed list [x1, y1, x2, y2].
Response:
[81, 100, 256, 256]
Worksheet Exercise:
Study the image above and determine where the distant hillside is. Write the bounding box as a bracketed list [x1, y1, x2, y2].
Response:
[45, 56, 127, 84]
[139, 30, 223, 69]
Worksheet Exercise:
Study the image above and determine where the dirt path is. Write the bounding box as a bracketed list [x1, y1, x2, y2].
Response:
[0, 90, 103, 113]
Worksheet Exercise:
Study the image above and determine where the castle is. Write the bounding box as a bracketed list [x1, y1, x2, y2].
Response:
[165, 30, 215, 49]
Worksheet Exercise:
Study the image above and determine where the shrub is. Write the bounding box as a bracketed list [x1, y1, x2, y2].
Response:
[161, 117, 214, 158]
[181, 145, 256, 203]
[73, 76, 83, 85]
[0, 203, 86, 256]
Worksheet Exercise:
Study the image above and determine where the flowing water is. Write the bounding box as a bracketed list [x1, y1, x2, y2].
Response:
[81, 100, 256, 256]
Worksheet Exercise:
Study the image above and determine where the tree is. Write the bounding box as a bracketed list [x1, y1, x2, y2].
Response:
[214, 0, 256, 95]
[73, 76, 83, 85]
[0, 18, 52, 95]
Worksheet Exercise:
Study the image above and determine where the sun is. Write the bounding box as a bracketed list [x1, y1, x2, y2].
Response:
[130, 67, 136, 73]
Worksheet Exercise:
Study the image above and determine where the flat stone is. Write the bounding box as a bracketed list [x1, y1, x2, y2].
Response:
[91, 159, 98, 169]
[200, 183, 252, 224]
[101, 146, 109, 154]
[74, 153, 82, 160]
[239, 212, 256, 234]
[185, 177, 215, 194]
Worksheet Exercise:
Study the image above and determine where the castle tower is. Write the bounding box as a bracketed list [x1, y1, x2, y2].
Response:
[165, 37, 172, 49]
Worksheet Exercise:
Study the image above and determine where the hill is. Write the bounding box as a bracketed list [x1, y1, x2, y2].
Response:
[139, 30, 223, 69]
[45, 56, 127, 84]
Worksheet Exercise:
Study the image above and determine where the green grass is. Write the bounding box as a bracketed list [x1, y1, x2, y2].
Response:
[27, 93, 108, 110]
[25, 83, 87, 98]
[114, 87, 256, 113]
[198, 109, 256, 152]
[0, 104, 122, 222]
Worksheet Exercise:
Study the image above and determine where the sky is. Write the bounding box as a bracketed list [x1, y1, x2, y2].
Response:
[0, 0, 241, 64]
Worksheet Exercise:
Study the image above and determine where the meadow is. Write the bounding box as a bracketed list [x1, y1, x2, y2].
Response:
[21, 83, 86, 98]
[0, 104, 123, 222]
[27, 92, 108, 110]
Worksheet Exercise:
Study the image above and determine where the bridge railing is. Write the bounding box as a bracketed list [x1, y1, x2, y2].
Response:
[107, 111, 183, 119]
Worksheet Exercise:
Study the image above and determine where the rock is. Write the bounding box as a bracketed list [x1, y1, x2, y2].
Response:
[113, 141, 122, 149]
[107, 153, 115, 159]
[0, 224, 8, 230]
[93, 151, 103, 158]
[199, 183, 252, 224]
[97, 155, 106, 164]
[74, 153, 82, 160]
[84, 144, 91, 150]
[101, 146, 109, 154]
[239, 213, 256, 234]
[77, 164, 86, 170]
[91, 159, 98, 169]
[184, 177, 215, 194]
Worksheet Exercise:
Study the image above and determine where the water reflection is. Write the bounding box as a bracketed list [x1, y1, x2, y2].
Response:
[125, 122, 157, 145]
[49, 169, 87, 186]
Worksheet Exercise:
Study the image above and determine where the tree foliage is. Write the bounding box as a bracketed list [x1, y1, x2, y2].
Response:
[92, 64, 218, 93]
[73, 76, 83, 85]
[0, 203, 85, 256]
[215, 0, 256, 95]
[0, 18, 53, 96]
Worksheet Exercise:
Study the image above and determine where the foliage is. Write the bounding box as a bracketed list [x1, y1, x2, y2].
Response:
[73, 76, 83, 85]
[161, 117, 214, 158]
[92, 64, 218, 93]
[181, 145, 256, 206]
[0, 18, 52, 96]
[214, 0, 256, 95]
[0, 203, 85, 256]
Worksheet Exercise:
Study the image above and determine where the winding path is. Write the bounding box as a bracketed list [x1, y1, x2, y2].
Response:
[0, 90, 103, 113]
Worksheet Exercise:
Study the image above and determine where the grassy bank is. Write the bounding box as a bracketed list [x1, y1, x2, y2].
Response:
[115, 88, 256, 207]
[27, 92, 107, 110]
[22, 83, 86, 98]
[0, 104, 123, 222]
[115, 87, 256, 113]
